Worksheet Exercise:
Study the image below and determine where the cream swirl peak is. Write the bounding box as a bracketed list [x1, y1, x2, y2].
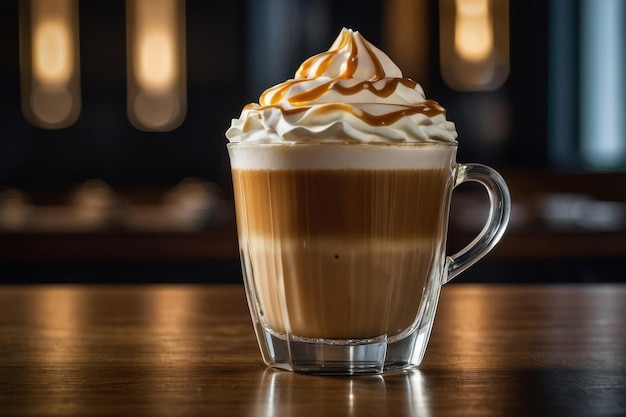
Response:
[226, 28, 458, 144]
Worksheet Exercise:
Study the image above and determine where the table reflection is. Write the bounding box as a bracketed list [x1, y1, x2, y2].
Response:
[0, 285, 625, 416]
[255, 368, 431, 417]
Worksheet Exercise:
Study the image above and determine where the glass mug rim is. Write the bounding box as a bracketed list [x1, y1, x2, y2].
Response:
[228, 141, 459, 171]
[227, 141, 459, 148]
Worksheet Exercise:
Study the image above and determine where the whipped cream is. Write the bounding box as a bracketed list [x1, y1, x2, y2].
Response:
[226, 28, 458, 144]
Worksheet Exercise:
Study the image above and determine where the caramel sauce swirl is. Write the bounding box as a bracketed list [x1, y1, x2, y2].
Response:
[256, 28, 444, 120]
[245, 100, 446, 127]
[295, 28, 387, 80]
[261, 78, 421, 106]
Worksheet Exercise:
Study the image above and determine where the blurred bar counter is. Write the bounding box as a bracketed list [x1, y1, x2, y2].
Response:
[1, 171, 625, 284]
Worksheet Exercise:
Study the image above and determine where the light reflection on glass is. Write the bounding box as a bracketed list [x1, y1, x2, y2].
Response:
[404, 370, 431, 417]
[256, 368, 431, 417]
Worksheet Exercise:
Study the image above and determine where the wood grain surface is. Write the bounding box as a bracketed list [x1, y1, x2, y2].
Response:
[0, 284, 624, 416]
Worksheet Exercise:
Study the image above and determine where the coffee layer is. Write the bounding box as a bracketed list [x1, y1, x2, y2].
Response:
[244, 236, 441, 338]
[233, 168, 452, 238]
[232, 166, 453, 339]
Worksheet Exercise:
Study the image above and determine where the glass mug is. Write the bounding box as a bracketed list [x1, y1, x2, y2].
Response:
[228, 142, 510, 375]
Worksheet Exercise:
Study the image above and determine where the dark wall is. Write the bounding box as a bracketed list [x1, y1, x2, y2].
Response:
[0, 0, 549, 191]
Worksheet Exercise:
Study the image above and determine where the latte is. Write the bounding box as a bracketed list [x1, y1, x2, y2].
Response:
[230, 144, 455, 339]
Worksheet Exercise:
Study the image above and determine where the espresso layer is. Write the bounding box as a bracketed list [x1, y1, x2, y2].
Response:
[233, 168, 452, 239]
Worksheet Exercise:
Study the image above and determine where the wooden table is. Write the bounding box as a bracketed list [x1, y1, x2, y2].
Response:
[0, 284, 624, 416]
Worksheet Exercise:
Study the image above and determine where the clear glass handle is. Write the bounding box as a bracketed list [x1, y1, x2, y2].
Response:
[445, 164, 511, 284]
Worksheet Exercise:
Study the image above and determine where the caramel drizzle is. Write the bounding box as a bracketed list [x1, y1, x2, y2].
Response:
[296, 51, 336, 79]
[342, 31, 359, 78]
[263, 30, 415, 106]
[261, 77, 420, 107]
[244, 99, 446, 127]
[254, 30, 445, 127]
[287, 78, 419, 105]
[361, 33, 386, 80]
[295, 29, 385, 80]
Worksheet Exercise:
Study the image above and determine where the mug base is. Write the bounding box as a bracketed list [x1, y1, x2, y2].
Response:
[257, 324, 433, 375]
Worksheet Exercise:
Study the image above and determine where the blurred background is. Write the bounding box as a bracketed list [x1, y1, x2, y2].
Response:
[0, 0, 624, 284]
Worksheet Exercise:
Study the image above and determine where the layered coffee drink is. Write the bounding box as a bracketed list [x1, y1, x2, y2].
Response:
[227, 28, 459, 349]
[230, 144, 456, 339]
[226, 28, 510, 373]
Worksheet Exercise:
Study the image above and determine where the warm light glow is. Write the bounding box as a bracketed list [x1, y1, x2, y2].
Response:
[134, 0, 177, 92]
[20, 0, 81, 128]
[127, 0, 186, 131]
[454, 0, 494, 62]
[33, 20, 72, 85]
[137, 32, 175, 91]
[439, 0, 509, 91]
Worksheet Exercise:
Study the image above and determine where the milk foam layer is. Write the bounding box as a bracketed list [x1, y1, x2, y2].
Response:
[226, 28, 458, 144]
[228, 143, 457, 170]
